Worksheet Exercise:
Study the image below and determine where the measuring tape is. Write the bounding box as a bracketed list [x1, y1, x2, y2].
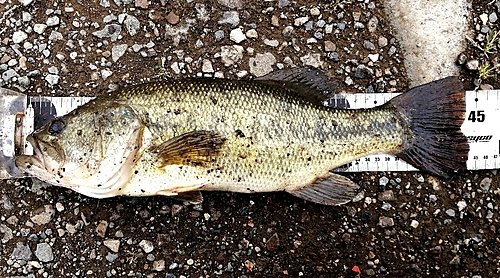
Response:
[0, 88, 498, 179]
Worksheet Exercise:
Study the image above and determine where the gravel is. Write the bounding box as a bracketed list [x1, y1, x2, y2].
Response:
[0, 1, 498, 277]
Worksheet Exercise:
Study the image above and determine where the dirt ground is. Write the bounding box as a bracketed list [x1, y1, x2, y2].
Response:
[1, 0, 500, 277]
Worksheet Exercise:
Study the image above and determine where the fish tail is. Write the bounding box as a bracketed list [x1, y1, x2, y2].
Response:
[388, 76, 469, 178]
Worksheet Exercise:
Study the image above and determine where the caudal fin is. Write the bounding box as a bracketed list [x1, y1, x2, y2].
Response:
[388, 76, 469, 178]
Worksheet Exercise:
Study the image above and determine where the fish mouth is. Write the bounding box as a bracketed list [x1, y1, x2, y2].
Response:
[16, 135, 63, 173]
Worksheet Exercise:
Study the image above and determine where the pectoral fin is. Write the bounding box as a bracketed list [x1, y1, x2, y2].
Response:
[169, 191, 204, 204]
[150, 130, 227, 168]
[287, 173, 359, 206]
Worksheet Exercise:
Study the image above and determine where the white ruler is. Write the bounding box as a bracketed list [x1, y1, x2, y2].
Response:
[0, 88, 498, 179]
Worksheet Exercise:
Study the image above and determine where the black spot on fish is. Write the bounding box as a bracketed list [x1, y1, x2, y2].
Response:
[210, 96, 218, 105]
[134, 170, 139, 174]
[235, 129, 245, 138]
[77, 130, 82, 136]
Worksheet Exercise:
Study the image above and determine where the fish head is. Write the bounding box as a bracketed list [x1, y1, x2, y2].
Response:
[15, 100, 145, 197]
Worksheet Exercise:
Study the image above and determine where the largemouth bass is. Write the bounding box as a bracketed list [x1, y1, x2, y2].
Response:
[15, 68, 469, 205]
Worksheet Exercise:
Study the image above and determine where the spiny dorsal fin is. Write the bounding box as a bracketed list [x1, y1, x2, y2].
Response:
[287, 173, 359, 206]
[150, 130, 227, 168]
[255, 67, 340, 105]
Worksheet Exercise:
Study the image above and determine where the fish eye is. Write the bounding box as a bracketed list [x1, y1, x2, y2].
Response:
[48, 119, 66, 135]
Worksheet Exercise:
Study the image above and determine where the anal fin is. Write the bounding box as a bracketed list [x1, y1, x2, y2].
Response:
[287, 173, 359, 206]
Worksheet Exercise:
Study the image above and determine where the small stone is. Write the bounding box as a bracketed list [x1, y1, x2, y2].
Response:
[310, 7, 320, 16]
[381, 202, 392, 211]
[49, 31, 63, 41]
[139, 239, 154, 253]
[123, 15, 140, 36]
[378, 216, 394, 228]
[378, 190, 395, 201]
[246, 29, 258, 39]
[135, 0, 148, 8]
[104, 239, 120, 252]
[169, 262, 178, 270]
[266, 233, 280, 251]
[218, 0, 244, 9]
[101, 69, 113, 80]
[479, 13, 489, 25]
[230, 28, 246, 43]
[378, 36, 388, 48]
[294, 16, 309, 26]
[282, 26, 293, 37]
[249, 52, 276, 77]
[326, 52, 339, 62]
[46, 16, 60, 26]
[44, 74, 59, 85]
[12, 31, 28, 44]
[445, 209, 456, 217]
[410, 220, 419, 228]
[354, 64, 374, 79]
[220, 45, 244, 66]
[106, 252, 118, 262]
[300, 53, 323, 68]
[0, 224, 13, 243]
[111, 44, 128, 62]
[457, 53, 467, 65]
[379, 176, 389, 186]
[271, 15, 279, 27]
[100, 0, 110, 7]
[324, 41, 336, 52]
[19, 0, 35, 6]
[429, 195, 437, 202]
[354, 22, 365, 29]
[278, 0, 290, 8]
[33, 24, 47, 34]
[466, 60, 479, 71]
[34, 243, 53, 262]
[449, 255, 460, 265]
[11, 242, 32, 260]
[153, 260, 165, 271]
[363, 40, 376, 51]
[2, 69, 20, 82]
[368, 53, 379, 62]
[479, 177, 492, 192]
[218, 11, 240, 27]
[368, 16, 378, 32]
[31, 205, 55, 225]
[214, 30, 225, 41]
[457, 201, 467, 211]
[264, 39, 279, 47]
[202, 59, 214, 73]
[187, 258, 194, 265]
[22, 12, 32, 22]
[92, 24, 122, 42]
[166, 11, 180, 25]
[96, 220, 108, 237]
[490, 12, 498, 23]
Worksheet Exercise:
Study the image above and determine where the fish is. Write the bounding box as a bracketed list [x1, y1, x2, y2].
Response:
[15, 68, 469, 205]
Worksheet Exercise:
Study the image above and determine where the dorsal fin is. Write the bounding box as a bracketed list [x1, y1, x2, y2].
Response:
[254, 67, 340, 105]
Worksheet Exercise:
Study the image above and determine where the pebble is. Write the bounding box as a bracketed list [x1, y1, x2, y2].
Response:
[135, 0, 148, 8]
[46, 16, 60, 26]
[31, 205, 55, 225]
[266, 233, 280, 251]
[445, 209, 456, 217]
[354, 22, 365, 29]
[169, 262, 179, 270]
[490, 12, 498, 23]
[294, 16, 309, 26]
[12, 31, 28, 44]
[22, 12, 32, 22]
[187, 258, 194, 265]
[218, 0, 244, 9]
[215, 30, 225, 41]
[123, 15, 140, 36]
[0, 224, 13, 243]
[300, 53, 323, 68]
[249, 52, 276, 77]
[106, 252, 118, 262]
[368, 53, 379, 62]
[48, 66, 59, 74]
[139, 239, 154, 253]
[466, 59, 479, 71]
[278, 0, 290, 8]
[153, 260, 166, 271]
[379, 176, 389, 186]
[326, 52, 339, 62]
[368, 16, 378, 32]
[45, 74, 60, 85]
[378, 36, 388, 47]
[457, 201, 467, 211]
[96, 220, 108, 237]
[100, 0, 111, 7]
[410, 220, 419, 228]
[104, 14, 117, 23]
[19, 0, 34, 5]
[378, 216, 394, 228]
[35, 243, 54, 262]
[378, 190, 396, 201]
[93, 24, 122, 42]
[246, 29, 258, 39]
[282, 26, 294, 37]
[101, 69, 113, 79]
[354, 64, 374, 79]
[104, 239, 120, 252]
[202, 59, 214, 73]
[324, 41, 336, 52]
[218, 11, 240, 27]
[479, 13, 489, 25]
[363, 40, 376, 51]
[479, 177, 491, 192]
[230, 28, 246, 43]
[2, 69, 20, 82]
[220, 45, 243, 66]
[264, 39, 279, 47]
[11, 242, 32, 260]
[112, 44, 128, 62]
[166, 11, 180, 25]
